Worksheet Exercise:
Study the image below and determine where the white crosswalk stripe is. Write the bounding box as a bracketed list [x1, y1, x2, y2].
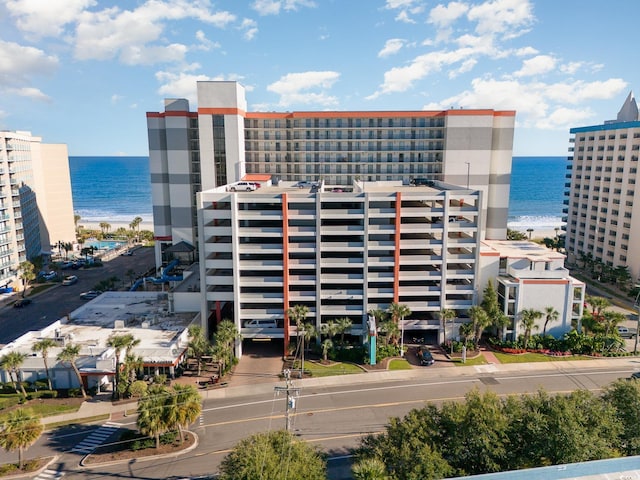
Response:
[70, 422, 119, 454]
[34, 469, 64, 480]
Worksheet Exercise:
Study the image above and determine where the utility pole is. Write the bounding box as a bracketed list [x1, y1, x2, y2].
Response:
[275, 369, 300, 431]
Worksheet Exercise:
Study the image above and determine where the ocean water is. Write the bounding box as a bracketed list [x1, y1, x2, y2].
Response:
[69, 156, 152, 225]
[68, 155, 566, 230]
[508, 156, 566, 231]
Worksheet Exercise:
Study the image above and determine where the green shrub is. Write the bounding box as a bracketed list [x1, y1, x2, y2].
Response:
[26, 390, 58, 400]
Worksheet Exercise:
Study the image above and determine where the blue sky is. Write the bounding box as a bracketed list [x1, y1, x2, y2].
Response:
[1, 0, 637, 156]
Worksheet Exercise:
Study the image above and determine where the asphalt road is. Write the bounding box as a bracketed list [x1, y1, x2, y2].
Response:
[13, 362, 635, 480]
[0, 247, 156, 346]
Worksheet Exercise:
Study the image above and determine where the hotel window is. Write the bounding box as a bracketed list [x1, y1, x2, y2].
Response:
[620, 255, 627, 262]
[609, 134, 616, 140]
[624, 222, 631, 228]
[599, 135, 606, 140]
[621, 244, 628, 250]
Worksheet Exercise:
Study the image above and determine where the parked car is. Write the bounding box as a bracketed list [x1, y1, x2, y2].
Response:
[58, 261, 73, 269]
[416, 346, 435, 366]
[62, 275, 78, 286]
[617, 326, 637, 338]
[120, 250, 133, 256]
[39, 271, 57, 281]
[295, 181, 318, 188]
[630, 371, 640, 380]
[80, 290, 101, 300]
[228, 181, 257, 192]
[13, 298, 32, 308]
[244, 319, 278, 328]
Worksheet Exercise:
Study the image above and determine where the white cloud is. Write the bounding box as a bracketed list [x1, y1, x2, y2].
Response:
[467, 0, 534, 38]
[371, 0, 539, 99]
[267, 71, 340, 107]
[0, 40, 57, 100]
[71, 1, 235, 64]
[251, 0, 316, 16]
[194, 30, 221, 51]
[428, 2, 469, 28]
[385, 0, 425, 23]
[0, 40, 59, 78]
[5, 0, 96, 37]
[240, 18, 258, 41]
[111, 94, 123, 104]
[6, 86, 51, 101]
[514, 54, 556, 77]
[423, 76, 628, 130]
[378, 39, 405, 58]
[156, 70, 221, 104]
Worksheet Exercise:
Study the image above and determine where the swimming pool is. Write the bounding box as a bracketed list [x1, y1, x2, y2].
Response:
[85, 239, 124, 250]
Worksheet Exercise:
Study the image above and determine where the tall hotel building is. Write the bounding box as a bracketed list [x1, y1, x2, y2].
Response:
[0, 131, 75, 287]
[147, 81, 515, 342]
[565, 92, 640, 280]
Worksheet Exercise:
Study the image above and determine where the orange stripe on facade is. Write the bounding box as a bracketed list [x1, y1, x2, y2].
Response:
[520, 279, 570, 285]
[479, 251, 501, 257]
[394, 192, 401, 303]
[198, 107, 246, 116]
[245, 110, 515, 119]
[282, 193, 290, 354]
[146, 111, 198, 118]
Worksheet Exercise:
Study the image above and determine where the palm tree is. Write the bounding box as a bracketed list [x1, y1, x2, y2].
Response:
[187, 325, 211, 376]
[387, 302, 411, 325]
[321, 320, 340, 342]
[603, 311, 626, 336]
[137, 384, 171, 449]
[213, 320, 240, 375]
[74, 214, 81, 231]
[130, 216, 143, 242]
[542, 306, 559, 336]
[167, 384, 202, 444]
[0, 351, 27, 396]
[467, 305, 490, 347]
[17, 261, 35, 299]
[107, 333, 138, 399]
[32, 338, 57, 391]
[321, 339, 333, 362]
[0, 408, 43, 469]
[57, 344, 87, 398]
[335, 317, 353, 345]
[519, 309, 542, 348]
[287, 304, 310, 364]
[438, 309, 456, 348]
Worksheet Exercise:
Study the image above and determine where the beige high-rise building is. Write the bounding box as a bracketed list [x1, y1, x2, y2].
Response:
[565, 92, 640, 281]
[0, 130, 75, 288]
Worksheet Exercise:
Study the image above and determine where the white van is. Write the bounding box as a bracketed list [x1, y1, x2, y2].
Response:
[244, 319, 278, 328]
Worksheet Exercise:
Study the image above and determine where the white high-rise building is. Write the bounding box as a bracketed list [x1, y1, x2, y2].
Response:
[0, 130, 75, 289]
[565, 92, 640, 281]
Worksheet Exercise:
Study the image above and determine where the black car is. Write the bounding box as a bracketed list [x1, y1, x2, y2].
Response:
[416, 346, 435, 366]
[13, 298, 32, 308]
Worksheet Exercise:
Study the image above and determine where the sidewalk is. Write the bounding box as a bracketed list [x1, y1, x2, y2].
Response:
[42, 355, 640, 426]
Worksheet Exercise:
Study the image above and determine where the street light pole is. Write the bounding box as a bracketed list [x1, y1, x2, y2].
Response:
[634, 287, 640, 354]
[400, 316, 405, 357]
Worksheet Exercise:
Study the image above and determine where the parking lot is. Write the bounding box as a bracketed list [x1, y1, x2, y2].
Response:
[0, 246, 156, 346]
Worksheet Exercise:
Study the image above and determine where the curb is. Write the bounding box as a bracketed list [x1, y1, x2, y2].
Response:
[79, 430, 199, 468]
[1, 455, 59, 480]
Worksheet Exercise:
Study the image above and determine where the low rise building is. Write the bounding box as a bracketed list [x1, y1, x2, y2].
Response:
[479, 240, 585, 340]
[0, 291, 194, 392]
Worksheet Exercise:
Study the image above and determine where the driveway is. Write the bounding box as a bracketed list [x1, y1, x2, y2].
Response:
[229, 339, 285, 386]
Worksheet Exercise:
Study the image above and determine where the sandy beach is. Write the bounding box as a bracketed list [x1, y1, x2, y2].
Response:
[78, 220, 154, 232]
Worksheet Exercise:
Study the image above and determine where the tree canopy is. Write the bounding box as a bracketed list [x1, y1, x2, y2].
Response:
[355, 385, 632, 479]
[218, 430, 326, 480]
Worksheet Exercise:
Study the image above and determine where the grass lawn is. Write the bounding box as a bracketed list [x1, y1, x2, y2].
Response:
[452, 355, 488, 367]
[304, 361, 364, 377]
[493, 352, 592, 364]
[0, 396, 83, 420]
[388, 359, 412, 370]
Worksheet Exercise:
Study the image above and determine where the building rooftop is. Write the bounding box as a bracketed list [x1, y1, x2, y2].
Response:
[482, 240, 565, 262]
[1, 291, 194, 367]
